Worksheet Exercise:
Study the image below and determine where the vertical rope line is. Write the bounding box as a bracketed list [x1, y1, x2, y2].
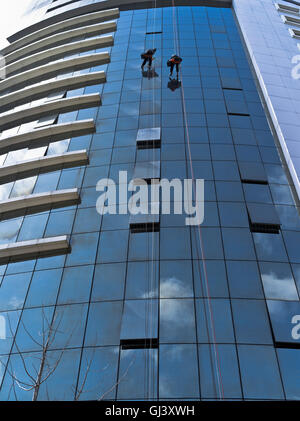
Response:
[143, 9, 149, 399]
[171, 0, 225, 400]
[150, 0, 158, 400]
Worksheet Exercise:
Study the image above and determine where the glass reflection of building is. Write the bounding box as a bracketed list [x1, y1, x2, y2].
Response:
[0, 0, 300, 401]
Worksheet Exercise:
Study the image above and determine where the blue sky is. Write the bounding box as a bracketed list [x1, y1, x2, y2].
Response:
[0, 0, 34, 48]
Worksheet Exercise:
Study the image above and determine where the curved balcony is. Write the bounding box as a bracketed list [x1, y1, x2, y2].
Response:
[0, 71, 106, 113]
[2, 36, 113, 77]
[0, 150, 89, 184]
[1, 8, 119, 55]
[0, 4, 118, 264]
[0, 189, 80, 221]
[4, 21, 116, 65]
[0, 93, 101, 132]
[0, 52, 110, 94]
[0, 235, 70, 264]
[7, 1, 229, 43]
[0, 119, 95, 154]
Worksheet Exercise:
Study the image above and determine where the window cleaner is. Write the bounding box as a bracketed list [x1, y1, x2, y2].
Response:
[141, 48, 157, 70]
[167, 54, 182, 79]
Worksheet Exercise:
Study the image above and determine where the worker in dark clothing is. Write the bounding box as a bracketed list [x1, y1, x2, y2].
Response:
[167, 54, 182, 79]
[141, 48, 157, 69]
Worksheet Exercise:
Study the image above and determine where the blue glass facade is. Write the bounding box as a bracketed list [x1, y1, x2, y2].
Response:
[0, 0, 300, 401]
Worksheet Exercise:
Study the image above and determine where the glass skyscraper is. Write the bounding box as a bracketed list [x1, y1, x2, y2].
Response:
[0, 0, 300, 401]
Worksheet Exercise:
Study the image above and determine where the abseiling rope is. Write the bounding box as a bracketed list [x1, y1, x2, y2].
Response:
[170, 0, 225, 400]
[150, 0, 158, 401]
[143, 0, 159, 400]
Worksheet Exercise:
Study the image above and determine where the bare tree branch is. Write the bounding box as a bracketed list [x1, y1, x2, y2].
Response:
[11, 377, 18, 401]
[20, 320, 43, 348]
[2, 308, 70, 401]
[75, 350, 95, 401]
[39, 349, 66, 385]
[98, 355, 136, 401]
[4, 364, 33, 388]
[3, 308, 131, 402]
[12, 344, 37, 385]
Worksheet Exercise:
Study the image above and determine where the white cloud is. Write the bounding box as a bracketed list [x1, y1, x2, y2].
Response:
[262, 272, 299, 300]
[0, 1, 36, 48]
[160, 276, 192, 298]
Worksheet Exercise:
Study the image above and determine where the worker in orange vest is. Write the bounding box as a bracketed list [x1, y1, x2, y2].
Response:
[167, 54, 183, 79]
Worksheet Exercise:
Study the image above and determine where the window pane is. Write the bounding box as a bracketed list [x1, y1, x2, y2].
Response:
[120, 299, 158, 340]
[226, 261, 264, 298]
[128, 232, 159, 261]
[0, 273, 31, 312]
[247, 203, 280, 226]
[85, 301, 123, 346]
[282, 231, 300, 263]
[238, 345, 284, 400]
[0, 351, 42, 400]
[275, 205, 300, 231]
[17, 214, 48, 242]
[259, 262, 298, 300]
[277, 348, 300, 400]
[192, 228, 224, 260]
[117, 348, 157, 400]
[239, 162, 267, 183]
[219, 202, 249, 227]
[13, 307, 55, 353]
[77, 347, 119, 401]
[196, 299, 234, 343]
[26, 268, 62, 308]
[222, 228, 256, 260]
[97, 230, 129, 263]
[270, 184, 294, 205]
[160, 299, 196, 343]
[160, 260, 193, 298]
[0, 310, 21, 354]
[193, 260, 229, 298]
[73, 208, 102, 234]
[253, 232, 288, 262]
[37, 349, 81, 401]
[0, 218, 23, 246]
[198, 344, 242, 399]
[213, 161, 240, 181]
[45, 210, 75, 236]
[232, 299, 273, 344]
[159, 344, 200, 399]
[243, 183, 272, 204]
[267, 300, 300, 346]
[49, 304, 88, 349]
[66, 233, 99, 266]
[126, 261, 159, 299]
[215, 181, 244, 202]
[58, 266, 94, 304]
[161, 228, 191, 260]
[92, 263, 126, 301]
